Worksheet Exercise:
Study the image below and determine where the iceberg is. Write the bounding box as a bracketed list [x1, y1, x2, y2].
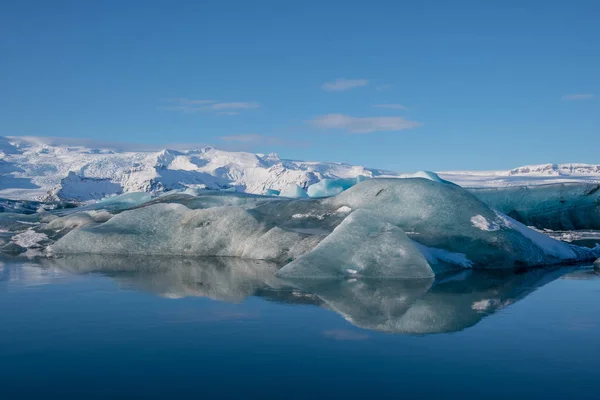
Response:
[324, 178, 600, 268]
[469, 182, 600, 230]
[277, 209, 435, 279]
[306, 176, 369, 198]
[50, 203, 319, 262]
[20, 177, 599, 274]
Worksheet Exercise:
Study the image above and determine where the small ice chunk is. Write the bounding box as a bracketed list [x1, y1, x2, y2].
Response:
[336, 206, 352, 213]
[263, 189, 281, 196]
[307, 176, 369, 198]
[279, 184, 309, 198]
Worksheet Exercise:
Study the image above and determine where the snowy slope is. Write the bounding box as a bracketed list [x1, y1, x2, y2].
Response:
[2, 136, 600, 201]
[438, 164, 600, 188]
[0, 136, 391, 201]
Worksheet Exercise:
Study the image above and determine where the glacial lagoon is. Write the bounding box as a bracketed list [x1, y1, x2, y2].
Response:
[1, 255, 599, 399]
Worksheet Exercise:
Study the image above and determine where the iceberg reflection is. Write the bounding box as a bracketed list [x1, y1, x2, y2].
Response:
[10, 255, 591, 334]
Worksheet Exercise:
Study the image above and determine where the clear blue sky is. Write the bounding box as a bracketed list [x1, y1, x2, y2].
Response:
[1, 0, 598, 171]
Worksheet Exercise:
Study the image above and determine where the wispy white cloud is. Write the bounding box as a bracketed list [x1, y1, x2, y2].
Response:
[322, 78, 369, 92]
[159, 98, 260, 114]
[308, 113, 421, 133]
[373, 103, 407, 110]
[9, 136, 211, 152]
[562, 94, 595, 101]
[210, 102, 260, 110]
[164, 98, 218, 105]
[219, 134, 310, 147]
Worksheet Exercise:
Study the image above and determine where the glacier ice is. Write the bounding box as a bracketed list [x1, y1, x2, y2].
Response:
[5, 176, 599, 275]
[410, 171, 455, 185]
[263, 188, 281, 196]
[96, 192, 153, 207]
[324, 178, 600, 268]
[50, 203, 320, 261]
[279, 184, 309, 198]
[469, 182, 600, 230]
[306, 176, 369, 198]
[277, 209, 435, 279]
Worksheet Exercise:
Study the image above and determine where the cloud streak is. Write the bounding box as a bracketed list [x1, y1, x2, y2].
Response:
[322, 78, 369, 92]
[373, 104, 407, 110]
[308, 113, 421, 133]
[562, 94, 595, 101]
[159, 98, 260, 114]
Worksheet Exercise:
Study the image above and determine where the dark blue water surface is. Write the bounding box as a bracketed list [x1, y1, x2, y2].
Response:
[1, 255, 599, 399]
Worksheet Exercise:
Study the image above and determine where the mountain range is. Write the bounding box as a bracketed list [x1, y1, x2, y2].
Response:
[2, 136, 599, 202]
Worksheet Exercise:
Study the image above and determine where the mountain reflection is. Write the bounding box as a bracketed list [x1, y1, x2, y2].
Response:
[5, 255, 592, 334]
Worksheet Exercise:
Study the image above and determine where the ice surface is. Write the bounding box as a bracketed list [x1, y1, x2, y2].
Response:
[96, 192, 153, 207]
[50, 203, 318, 261]
[414, 243, 473, 272]
[306, 176, 369, 198]
[263, 189, 281, 196]
[326, 178, 600, 268]
[6, 175, 600, 275]
[410, 171, 455, 185]
[277, 209, 435, 279]
[279, 184, 309, 198]
[469, 182, 600, 230]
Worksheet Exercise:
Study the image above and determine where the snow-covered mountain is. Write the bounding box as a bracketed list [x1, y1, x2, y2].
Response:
[0, 136, 391, 201]
[2, 136, 600, 202]
[438, 164, 600, 188]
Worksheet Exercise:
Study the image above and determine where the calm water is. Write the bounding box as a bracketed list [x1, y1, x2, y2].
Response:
[1, 255, 599, 399]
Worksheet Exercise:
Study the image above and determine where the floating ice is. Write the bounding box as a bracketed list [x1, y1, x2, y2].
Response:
[469, 182, 600, 230]
[96, 192, 153, 207]
[325, 178, 600, 268]
[307, 176, 369, 198]
[13, 177, 600, 273]
[51, 203, 319, 261]
[279, 184, 309, 198]
[263, 189, 281, 196]
[277, 209, 435, 279]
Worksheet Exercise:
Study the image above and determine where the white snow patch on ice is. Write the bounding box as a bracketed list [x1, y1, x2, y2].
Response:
[12, 229, 48, 249]
[495, 212, 577, 259]
[470, 214, 501, 231]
